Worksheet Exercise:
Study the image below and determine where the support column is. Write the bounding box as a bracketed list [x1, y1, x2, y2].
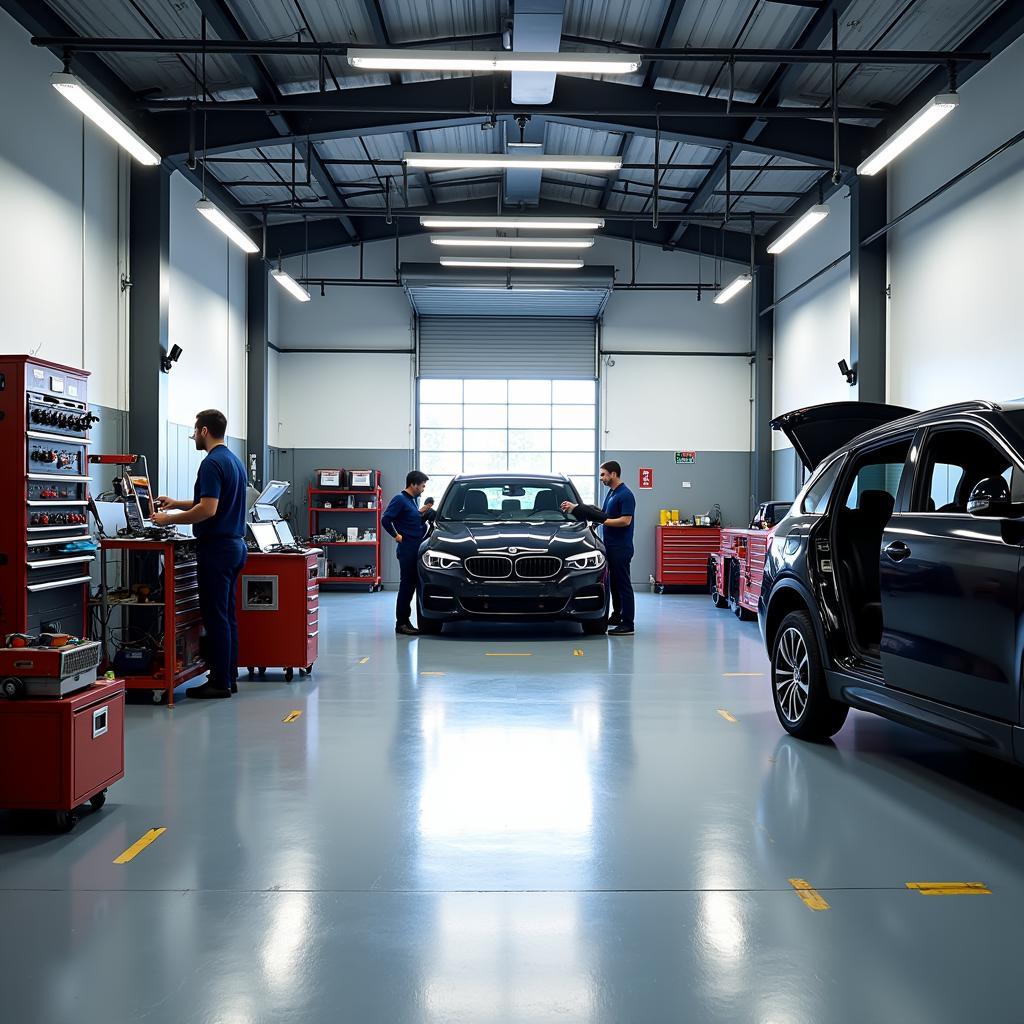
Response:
[850, 174, 887, 403]
[246, 259, 270, 489]
[128, 163, 171, 490]
[752, 261, 775, 509]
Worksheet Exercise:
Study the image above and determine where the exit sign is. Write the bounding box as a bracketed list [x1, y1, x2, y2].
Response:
[675, 451, 696, 465]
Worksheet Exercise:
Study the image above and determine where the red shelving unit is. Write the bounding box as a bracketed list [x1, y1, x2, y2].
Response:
[307, 473, 383, 591]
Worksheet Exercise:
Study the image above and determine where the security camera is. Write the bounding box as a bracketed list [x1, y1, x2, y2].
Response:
[161, 344, 183, 373]
[838, 358, 856, 385]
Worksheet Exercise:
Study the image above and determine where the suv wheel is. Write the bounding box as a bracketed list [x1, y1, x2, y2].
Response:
[771, 610, 848, 741]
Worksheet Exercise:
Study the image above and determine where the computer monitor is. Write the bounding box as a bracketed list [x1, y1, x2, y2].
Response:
[274, 520, 296, 547]
[247, 521, 279, 552]
[123, 474, 154, 533]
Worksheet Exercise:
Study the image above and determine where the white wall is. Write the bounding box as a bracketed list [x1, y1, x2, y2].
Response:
[0, 11, 128, 411]
[167, 172, 248, 437]
[888, 32, 1024, 410]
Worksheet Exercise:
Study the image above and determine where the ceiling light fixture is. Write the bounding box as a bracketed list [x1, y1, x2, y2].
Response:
[858, 93, 959, 176]
[271, 268, 311, 302]
[714, 274, 752, 305]
[404, 152, 622, 172]
[421, 216, 605, 230]
[431, 236, 595, 249]
[766, 204, 829, 255]
[51, 72, 161, 165]
[195, 199, 260, 254]
[440, 257, 585, 270]
[348, 49, 641, 75]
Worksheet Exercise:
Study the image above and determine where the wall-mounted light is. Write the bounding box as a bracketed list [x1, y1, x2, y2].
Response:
[271, 267, 311, 302]
[195, 199, 260, 254]
[348, 49, 641, 75]
[404, 152, 622, 172]
[767, 204, 829, 255]
[858, 93, 959, 176]
[714, 274, 752, 304]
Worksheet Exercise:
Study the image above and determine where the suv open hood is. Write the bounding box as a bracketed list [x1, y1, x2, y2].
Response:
[772, 402, 916, 470]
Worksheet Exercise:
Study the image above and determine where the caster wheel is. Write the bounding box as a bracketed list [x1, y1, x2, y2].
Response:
[2, 677, 25, 699]
[258, 668, 267, 679]
[90, 790, 107, 811]
[151, 690, 165, 704]
[247, 667, 255, 678]
[55, 810, 79, 833]
[284, 667, 294, 682]
[305, 664, 314, 675]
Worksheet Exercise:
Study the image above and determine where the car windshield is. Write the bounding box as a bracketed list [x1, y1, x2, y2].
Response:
[440, 478, 577, 522]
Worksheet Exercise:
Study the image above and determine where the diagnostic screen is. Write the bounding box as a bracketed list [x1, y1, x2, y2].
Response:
[130, 477, 153, 521]
[274, 520, 295, 547]
[248, 521, 278, 551]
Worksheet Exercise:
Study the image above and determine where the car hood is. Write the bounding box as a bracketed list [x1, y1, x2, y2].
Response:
[771, 401, 917, 470]
[427, 519, 603, 555]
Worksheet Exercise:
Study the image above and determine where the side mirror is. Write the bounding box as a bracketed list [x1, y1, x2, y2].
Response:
[967, 476, 1012, 517]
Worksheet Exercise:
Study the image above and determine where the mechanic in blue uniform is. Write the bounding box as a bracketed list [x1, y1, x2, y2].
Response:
[561, 460, 636, 635]
[382, 470, 430, 636]
[154, 409, 248, 698]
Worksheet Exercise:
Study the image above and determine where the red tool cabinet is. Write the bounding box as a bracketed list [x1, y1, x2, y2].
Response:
[709, 528, 771, 620]
[0, 677, 125, 831]
[654, 526, 721, 591]
[236, 549, 319, 682]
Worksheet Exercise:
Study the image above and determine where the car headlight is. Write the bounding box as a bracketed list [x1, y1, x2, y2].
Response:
[422, 550, 462, 570]
[565, 550, 605, 570]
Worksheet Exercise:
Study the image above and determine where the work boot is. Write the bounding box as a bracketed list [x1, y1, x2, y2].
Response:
[186, 681, 231, 699]
[396, 623, 420, 636]
[608, 624, 634, 636]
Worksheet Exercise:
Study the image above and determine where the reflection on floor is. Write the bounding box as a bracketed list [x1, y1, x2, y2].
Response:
[3, 593, 1024, 1022]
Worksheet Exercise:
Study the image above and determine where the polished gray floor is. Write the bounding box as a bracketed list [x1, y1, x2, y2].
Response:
[3, 592, 1024, 1022]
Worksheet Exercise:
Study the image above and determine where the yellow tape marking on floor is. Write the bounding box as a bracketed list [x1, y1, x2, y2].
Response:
[485, 652, 532, 657]
[789, 878, 830, 911]
[906, 882, 991, 896]
[717, 709, 737, 723]
[724, 672, 764, 677]
[420, 671, 445, 676]
[358, 657, 370, 665]
[113, 828, 166, 865]
[573, 649, 584, 657]
[282, 710, 302, 723]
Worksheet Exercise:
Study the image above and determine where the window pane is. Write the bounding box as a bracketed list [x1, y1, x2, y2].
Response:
[509, 429, 550, 453]
[508, 451, 551, 473]
[420, 428, 462, 451]
[420, 404, 463, 428]
[508, 404, 552, 429]
[552, 429, 595, 451]
[420, 379, 462, 403]
[552, 452, 594, 476]
[420, 452, 462, 476]
[509, 379, 551, 404]
[464, 429, 507, 451]
[464, 379, 508, 403]
[464, 404, 507, 428]
[464, 451, 508, 473]
[552, 405, 593, 429]
[930, 464, 964, 510]
[428, 477, 453, 504]
[570, 476, 596, 504]
[552, 380, 595, 404]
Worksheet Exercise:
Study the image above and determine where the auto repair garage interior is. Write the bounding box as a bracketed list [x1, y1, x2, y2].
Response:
[2, 0, 1024, 1020]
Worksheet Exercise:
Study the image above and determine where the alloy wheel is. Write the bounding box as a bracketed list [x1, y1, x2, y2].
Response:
[775, 626, 810, 723]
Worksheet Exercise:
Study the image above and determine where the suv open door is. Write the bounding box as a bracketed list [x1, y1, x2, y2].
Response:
[772, 402, 917, 470]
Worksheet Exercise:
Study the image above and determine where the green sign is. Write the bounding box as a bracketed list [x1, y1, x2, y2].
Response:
[675, 451, 696, 465]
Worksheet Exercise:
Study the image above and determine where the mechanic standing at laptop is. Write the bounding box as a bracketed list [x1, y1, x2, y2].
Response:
[382, 470, 430, 636]
[561, 460, 636, 636]
[153, 409, 248, 698]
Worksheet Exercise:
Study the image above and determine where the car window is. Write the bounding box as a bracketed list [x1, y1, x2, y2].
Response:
[912, 428, 1022, 513]
[800, 456, 844, 515]
[440, 479, 575, 521]
[839, 439, 911, 512]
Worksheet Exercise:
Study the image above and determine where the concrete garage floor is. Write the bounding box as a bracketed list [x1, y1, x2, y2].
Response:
[2, 593, 1024, 1022]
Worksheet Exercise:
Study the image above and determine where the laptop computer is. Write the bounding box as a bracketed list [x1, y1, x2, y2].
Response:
[274, 519, 296, 547]
[247, 521, 280, 552]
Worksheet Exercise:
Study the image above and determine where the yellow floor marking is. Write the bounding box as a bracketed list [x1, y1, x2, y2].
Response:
[113, 828, 166, 864]
[358, 657, 369, 665]
[789, 878, 830, 911]
[282, 710, 302, 723]
[573, 649, 584, 657]
[420, 671, 445, 676]
[906, 882, 991, 896]
[485, 652, 532, 657]
[717, 709, 737, 723]
[724, 672, 764, 677]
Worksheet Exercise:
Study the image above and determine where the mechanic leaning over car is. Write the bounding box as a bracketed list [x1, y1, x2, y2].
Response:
[561, 460, 636, 636]
[382, 470, 430, 636]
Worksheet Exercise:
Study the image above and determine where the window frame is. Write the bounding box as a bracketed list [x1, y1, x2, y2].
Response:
[831, 433, 917, 517]
[796, 452, 847, 516]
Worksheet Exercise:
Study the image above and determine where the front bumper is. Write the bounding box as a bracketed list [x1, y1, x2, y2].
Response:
[418, 566, 608, 622]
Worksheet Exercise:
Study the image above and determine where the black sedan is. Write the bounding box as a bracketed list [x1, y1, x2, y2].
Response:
[417, 474, 609, 634]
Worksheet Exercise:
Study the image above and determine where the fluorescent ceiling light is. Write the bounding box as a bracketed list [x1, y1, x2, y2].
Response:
[271, 268, 311, 302]
[858, 93, 959, 176]
[440, 257, 585, 270]
[404, 152, 622, 172]
[51, 72, 160, 165]
[420, 216, 605, 230]
[714, 274, 752, 305]
[195, 199, 260, 254]
[766, 204, 829, 255]
[431, 236, 595, 249]
[348, 49, 641, 75]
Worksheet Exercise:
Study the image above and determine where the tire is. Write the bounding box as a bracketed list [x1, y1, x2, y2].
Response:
[247, 667, 255, 678]
[305, 663, 314, 675]
[55, 810, 79, 833]
[729, 561, 755, 620]
[90, 790, 107, 811]
[581, 616, 608, 635]
[709, 562, 728, 609]
[417, 616, 443, 635]
[284, 667, 294, 682]
[771, 610, 849, 741]
[2, 677, 24, 699]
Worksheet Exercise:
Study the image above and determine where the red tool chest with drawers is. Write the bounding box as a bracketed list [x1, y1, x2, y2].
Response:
[236, 549, 319, 682]
[654, 526, 721, 591]
[0, 677, 125, 830]
[709, 528, 771, 620]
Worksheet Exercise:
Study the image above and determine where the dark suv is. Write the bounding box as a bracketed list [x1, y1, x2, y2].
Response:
[760, 400, 1024, 761]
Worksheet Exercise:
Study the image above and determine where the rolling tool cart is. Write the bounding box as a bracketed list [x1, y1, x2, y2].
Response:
[0, 676, 125, 832]
[708, 504, 784, 620]
[308, 470, 383, 591]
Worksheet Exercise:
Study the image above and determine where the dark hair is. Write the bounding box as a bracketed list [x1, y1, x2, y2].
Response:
[407, 470, 429, 487]
[600, 460, 622, 477]
[196, 409, 228, 439]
